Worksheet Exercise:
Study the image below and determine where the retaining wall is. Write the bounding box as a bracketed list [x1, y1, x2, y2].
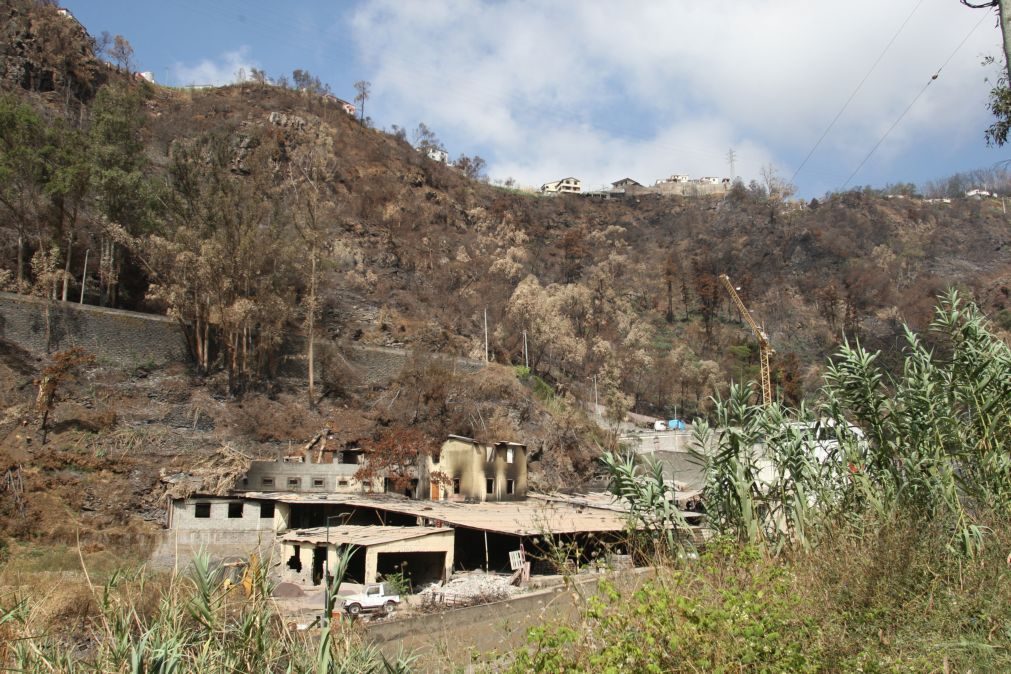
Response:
[0, 292, 485, 388]
[0, 291, 188, 367]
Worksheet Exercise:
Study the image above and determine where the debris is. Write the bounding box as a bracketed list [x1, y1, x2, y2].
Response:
[273, 582, 305, 598]
[160, 444, 251, 499]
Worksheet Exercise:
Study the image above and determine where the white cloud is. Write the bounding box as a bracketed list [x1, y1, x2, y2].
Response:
[171, 47, 258, 87]
[350, 0, 999, 192]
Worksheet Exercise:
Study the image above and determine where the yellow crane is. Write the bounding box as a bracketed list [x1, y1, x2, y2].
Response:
[719, 274, 774, 405]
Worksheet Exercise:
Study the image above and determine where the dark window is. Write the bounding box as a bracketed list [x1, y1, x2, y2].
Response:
[338, 480, 348, 487]
[313, 478, 325, 488]
[194, 502, 211, 518]
[486, 478, 494, 494]
[260, 502, 275, 519]
[453, 478, 461, 494]
[242, 477, 248, 487]
[287, 478, 300, 489]
[228, 502, 243, 518]
[507, 479, 515, 495]
[262, 477, 274, 488]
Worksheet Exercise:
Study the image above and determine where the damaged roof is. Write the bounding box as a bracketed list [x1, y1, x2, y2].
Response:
[281, 525, 452, 546]
[239, 491, 701, 536]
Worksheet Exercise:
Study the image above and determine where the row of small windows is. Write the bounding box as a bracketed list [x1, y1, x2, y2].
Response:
[193, 502, 275, 519]
[259, 477, 354, 489]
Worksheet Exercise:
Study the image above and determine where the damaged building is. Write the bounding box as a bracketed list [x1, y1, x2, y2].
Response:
[158, 433, 702, 588]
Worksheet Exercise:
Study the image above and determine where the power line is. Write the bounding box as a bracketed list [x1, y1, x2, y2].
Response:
[790, 0, 925, 185]
[839, 12, 989, 190]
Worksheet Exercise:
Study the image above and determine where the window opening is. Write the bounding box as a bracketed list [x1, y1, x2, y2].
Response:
[194, 502, 211, 518]
[227, 502, 243, 518]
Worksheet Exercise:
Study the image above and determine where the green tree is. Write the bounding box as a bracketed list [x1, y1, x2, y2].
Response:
[88, 83, 153, 306]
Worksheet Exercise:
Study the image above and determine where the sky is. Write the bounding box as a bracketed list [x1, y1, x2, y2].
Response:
[62, 0, 1011, 198]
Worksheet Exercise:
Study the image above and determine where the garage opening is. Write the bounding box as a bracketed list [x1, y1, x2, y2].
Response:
[341, 546, 367, 584]
[376, 551, 446, 590]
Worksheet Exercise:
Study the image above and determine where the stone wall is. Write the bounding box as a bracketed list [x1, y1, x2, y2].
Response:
[0, 291, 484, 383]
[0, 292, 188, 367]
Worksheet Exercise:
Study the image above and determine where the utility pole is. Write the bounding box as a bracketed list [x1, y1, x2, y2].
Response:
[484, 307, 489, 363]
[79, 249, 89, 304]
[522, 329, 528, 368]
[726, 148, 737, 181]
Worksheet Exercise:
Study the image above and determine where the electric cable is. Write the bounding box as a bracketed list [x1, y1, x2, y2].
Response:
[790, 0, 924, 184]
[839, 12, 989, 190]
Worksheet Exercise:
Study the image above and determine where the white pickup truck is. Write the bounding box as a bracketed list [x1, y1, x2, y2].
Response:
[340, 583, 401, 617]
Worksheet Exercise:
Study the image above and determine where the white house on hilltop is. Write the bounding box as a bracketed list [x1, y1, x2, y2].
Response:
[541, 177, 582, 194]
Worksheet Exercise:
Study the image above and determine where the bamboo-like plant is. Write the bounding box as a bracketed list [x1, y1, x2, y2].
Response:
[2, 548, 413, 673]
[609, 290, 1009, 559]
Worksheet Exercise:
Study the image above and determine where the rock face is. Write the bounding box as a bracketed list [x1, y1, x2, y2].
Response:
[1, 0, 105, 103]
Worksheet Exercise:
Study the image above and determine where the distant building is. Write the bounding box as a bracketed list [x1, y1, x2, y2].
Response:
[541, 177, 582, 194]
[965, 189, 993, 198]
[136, 71, 155, 83]
[323, 94, 356, 116]
[655, 174, 690, 185]
[424, 148, 450, 163]
[611, 177, 643, 191]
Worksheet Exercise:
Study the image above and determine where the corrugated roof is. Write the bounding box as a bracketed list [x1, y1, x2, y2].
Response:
[240, 491, 689, 536]
[281, 525, 451, 546]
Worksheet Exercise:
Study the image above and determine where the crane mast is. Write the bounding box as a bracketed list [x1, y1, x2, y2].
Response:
[719, 274, 774, 405]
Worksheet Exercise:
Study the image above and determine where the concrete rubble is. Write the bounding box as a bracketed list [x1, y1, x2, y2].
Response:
[417, 570, 520, 608]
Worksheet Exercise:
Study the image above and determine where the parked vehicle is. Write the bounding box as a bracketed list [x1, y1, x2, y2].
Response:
[340, 583, 400, 617]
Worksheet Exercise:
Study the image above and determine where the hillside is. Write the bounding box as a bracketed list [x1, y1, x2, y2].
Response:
[1, 0, 1010, 544]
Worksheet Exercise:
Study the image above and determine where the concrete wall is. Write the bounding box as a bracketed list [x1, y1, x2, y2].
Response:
[369, 568, 655, 669]
[425, 438, 527, 502]
[148, 529, 279, 569]
[169, 497, 283, 532]
[280, 530, 455, 585]
[0, 292, 485, 383]
[0, 291, 188, 367]
[240, 460, 371, 493]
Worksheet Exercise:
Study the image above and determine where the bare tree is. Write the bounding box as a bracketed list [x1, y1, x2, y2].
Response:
[354, 80, 371, 125]
[109, 35, 133, 73]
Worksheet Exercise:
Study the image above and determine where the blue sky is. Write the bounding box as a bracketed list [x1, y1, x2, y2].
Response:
[64, 0, 1010, 197]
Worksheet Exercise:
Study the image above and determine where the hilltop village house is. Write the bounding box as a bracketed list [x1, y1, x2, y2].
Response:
[158, 434, 677, 589]
[540, 177, 582, 194]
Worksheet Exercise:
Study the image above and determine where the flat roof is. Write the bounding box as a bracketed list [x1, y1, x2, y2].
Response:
[281, 525, 451, 547]
[240, 491, 700, 536]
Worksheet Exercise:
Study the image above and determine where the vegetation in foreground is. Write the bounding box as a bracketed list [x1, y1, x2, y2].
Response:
[0, 547, 412, 673]
[506, 291, 1011, 672]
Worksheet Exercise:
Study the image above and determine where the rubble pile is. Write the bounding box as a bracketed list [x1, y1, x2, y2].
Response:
[418, 571, 520, 610]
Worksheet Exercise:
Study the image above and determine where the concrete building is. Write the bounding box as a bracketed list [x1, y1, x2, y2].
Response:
[611, 178, 642, 191]
[279, 525, 455, 587]
[421, 436, 527, 502]
[540, 177, 582, 194]
[237, 446, 374, 495]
